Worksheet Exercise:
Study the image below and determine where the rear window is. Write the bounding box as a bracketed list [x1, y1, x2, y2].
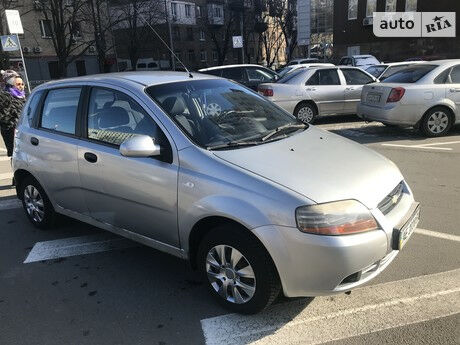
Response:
[381, 65, 437, 83]
[277, 69, 307, 84]
[355, 56, 380, 66]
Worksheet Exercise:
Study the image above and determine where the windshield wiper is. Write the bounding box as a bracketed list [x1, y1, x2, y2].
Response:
[207, 140, 261, 150]
[261, 123, 307, 142]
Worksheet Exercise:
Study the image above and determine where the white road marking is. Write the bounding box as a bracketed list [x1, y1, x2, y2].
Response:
[413, 140, 460, 147]
[0, 172, 13, 180]
[415, 228, 460, 243]
[0, 147, 6, 152]
[200, 269, 460, 345]
[0, 156, 10, 161]
[381, 143, 452, 151]
[0, 198, 21, 210]
[24, 233, 139, 263]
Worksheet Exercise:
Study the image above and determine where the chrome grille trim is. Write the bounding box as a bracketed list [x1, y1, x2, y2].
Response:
[378, 181, 404, 215]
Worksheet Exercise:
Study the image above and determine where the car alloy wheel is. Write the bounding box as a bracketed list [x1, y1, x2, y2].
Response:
[297, 106, 314, 123]
[206, 245, 256, 304]
[427, 111, 449, 135]
[23, 185, 45, 223]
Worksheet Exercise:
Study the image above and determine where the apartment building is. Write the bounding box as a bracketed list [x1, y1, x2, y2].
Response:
[3, 1, 105, 85]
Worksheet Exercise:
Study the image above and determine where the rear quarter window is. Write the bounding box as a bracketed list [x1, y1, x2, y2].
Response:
[21, 90, 44, 127]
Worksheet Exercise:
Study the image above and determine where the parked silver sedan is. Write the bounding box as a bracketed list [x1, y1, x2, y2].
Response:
[13, 72, 419, 314]
[358, 60, 460, 137]
[258, 66, 376, 123]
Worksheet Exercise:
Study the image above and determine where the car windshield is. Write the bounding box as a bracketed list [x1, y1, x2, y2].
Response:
[355, 56, 380, 66]
[381, 65, 437, 83]
[146, 79, 304, 149]
[366, 65, 386, 77]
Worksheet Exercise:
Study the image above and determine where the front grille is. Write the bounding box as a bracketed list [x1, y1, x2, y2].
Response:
[378, 181, 404, 215]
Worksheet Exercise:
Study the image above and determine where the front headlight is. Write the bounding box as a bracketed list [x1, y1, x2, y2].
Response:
[295, 200, 378, 235]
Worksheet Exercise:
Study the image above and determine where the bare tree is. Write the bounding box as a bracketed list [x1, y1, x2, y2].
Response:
[37, 0, 95, 77]
[268, 0, 297, 62]
[260, 12, 284, 67]
[110, 0, 164, 71]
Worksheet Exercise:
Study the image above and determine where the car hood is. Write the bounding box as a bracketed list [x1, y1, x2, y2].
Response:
[212, 126, 403, 209]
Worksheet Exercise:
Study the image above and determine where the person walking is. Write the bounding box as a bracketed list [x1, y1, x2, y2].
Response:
[0, 70, 26, 157]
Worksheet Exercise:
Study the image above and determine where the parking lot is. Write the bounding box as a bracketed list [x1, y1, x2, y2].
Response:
[1, 117, 459, 345]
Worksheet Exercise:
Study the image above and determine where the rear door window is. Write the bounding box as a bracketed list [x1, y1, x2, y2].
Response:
[449, 65, 460, 83]
[40, 88, 82, 135]
[341, 69, 374, 85]
[222, 68, 245, 83]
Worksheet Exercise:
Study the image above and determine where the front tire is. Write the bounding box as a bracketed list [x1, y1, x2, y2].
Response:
[294, 102, 317, 124]
[198, 225, 281, 314]
[420, 107, 453, 137]
[20, 176, 56, 229]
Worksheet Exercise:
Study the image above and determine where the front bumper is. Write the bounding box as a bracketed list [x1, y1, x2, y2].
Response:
[253, 224, 391, 297]
[357, 103, 421, 126]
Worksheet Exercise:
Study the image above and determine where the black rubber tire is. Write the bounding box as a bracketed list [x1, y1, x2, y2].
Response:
[294, 102, 317, 124]
[20, 176, 56, 229]
[197, 224, 281, 314]
[420, 106, 453, 137]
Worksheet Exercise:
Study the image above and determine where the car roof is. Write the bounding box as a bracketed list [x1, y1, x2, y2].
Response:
[35, 71, 217, 90]
[198, 64, 269, 72]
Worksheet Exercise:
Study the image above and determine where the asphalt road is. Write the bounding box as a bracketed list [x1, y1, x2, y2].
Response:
[1, 117, 459, 345]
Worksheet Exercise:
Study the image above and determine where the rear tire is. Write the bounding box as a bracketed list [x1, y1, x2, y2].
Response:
[294, 102, 317, 124]
[420, 107, 453, 137]
[20, 176, 56, 229]
[197, 225, 281, 314]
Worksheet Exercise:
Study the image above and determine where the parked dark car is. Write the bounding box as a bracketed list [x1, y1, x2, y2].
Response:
[199, 64, 279, 90]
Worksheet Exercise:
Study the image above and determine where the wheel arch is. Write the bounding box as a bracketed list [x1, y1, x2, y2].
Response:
[295, 100, 318, 115]
[417, 103, 456, 128]
[14, 169, 37, 200]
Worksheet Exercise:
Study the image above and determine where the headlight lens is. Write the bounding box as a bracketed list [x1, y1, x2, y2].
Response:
[295, 200, 378, 235]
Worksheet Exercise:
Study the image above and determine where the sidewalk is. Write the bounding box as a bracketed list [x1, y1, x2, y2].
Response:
[0, 139, 16, 199]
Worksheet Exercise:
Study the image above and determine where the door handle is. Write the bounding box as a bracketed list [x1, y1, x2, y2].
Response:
[306, 88, 316, 91]
[345, 87, 355, 91]
[84, 152, 98, 163]
[30, 137, 39, 146]
[449, 88, 460, 93]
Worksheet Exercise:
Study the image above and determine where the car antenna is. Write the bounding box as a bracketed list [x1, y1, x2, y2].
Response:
[138, 14, 193, 78]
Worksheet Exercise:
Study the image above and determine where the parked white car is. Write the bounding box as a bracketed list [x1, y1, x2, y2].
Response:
[358, 60, 460, 137]
[277, 63, 335, 78]
[339, 55, 381, 69]
[258, 66, 376, 123]
[366, 61, 423, 81]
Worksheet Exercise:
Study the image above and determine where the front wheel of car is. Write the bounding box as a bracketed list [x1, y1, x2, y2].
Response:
[198, 225, 281, 314]
[420, 107, 453, 137]
[294, 102, 317, 124]
[20, 176, 56, 229]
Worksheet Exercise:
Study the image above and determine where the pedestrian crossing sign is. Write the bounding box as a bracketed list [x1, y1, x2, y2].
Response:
[1, 35, 19, 52]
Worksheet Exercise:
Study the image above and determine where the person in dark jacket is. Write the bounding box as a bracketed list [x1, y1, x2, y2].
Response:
[0, 69, 26, 157]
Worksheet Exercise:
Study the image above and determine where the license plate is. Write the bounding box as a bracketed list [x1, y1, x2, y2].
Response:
[392, 203, 420, 250]
[366, 93, 381, 103]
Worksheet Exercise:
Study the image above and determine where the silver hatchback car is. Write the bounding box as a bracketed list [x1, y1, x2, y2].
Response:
[13, 72, 419, 314]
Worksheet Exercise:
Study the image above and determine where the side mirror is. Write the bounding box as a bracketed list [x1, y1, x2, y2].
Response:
[119, 135, 160, 157]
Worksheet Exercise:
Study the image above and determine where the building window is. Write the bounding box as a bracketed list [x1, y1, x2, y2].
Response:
[366, 0, 377, 18]
[214, 6, 222, 18]
[385, 0, 397, 12]
[348, 0, 358, 20]
[186, 27, 193, 40]
[40, 19, 53, 38]
[405, 0, 417, 11]
[200, 30, 205, 41]
[200, 50, 207, 62]
[171, 2, 177, 16]
[196, 5, 202, 18]
[185, 4, 191, 18]
[173, 26, 180, 40]
[188, 50, 195, 61]
[212, 50, 218, 61]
